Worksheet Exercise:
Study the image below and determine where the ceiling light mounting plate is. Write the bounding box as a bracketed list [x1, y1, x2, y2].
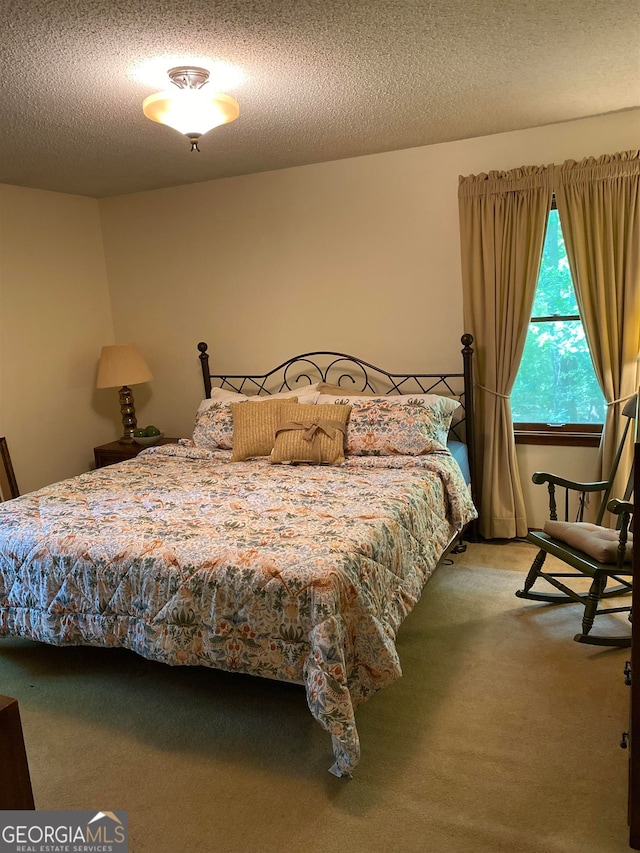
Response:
[168, 66, 210, 90]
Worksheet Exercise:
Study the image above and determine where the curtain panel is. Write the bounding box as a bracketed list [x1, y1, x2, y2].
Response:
[458, 150, 639, 538]
[458, 166, 552, 539]
[553, 150, 640, 507]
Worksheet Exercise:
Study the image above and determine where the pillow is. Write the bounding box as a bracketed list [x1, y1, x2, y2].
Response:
[209, 384, 321, 401]
[208, 387, 254, 403]
[544, 520, 633, 564]
[230, 399, 296, 461]
[316, 382, 374, 396]
[271, 402, 352, 465]
[315, 394, 459, 456]
[271, 385, 321, 400]
[192, 390, 318, 449]
[192, 398, 237, 449]
[317, 392, 459, 409]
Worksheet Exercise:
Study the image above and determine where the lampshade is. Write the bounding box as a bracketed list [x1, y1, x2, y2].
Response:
[96, 344, 153, 389]
[143, 66, 239, 151]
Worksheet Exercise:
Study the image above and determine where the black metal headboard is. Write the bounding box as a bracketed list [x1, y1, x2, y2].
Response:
[197, 333, 476, 504]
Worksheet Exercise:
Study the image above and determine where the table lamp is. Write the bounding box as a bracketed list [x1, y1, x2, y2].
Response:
[96, 344, 153, 443]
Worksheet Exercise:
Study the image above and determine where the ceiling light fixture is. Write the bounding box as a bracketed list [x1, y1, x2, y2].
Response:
[142, 66, 239, 152]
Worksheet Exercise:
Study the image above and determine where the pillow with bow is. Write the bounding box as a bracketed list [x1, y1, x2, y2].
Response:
[271, 402, 352, 465]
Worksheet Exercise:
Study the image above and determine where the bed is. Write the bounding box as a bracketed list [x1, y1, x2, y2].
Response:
[0, 336, 478, 776]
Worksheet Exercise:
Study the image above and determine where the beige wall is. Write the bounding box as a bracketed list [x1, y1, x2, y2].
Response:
[0, 184, 114, 493]
[1, 108, 638, 523]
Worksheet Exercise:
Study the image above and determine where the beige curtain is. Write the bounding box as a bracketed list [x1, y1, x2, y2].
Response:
[554, 151, 640, 506]
[459, 166, 552, 539]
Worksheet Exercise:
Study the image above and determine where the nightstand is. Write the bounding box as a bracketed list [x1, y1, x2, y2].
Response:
[94, 437, 179, 469]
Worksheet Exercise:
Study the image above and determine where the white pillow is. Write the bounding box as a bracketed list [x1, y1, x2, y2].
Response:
[209, 384, 321, 403]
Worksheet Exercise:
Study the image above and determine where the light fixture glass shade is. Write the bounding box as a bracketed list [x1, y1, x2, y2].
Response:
[142, 89, 239, 136]
[96, 344, 153, 389]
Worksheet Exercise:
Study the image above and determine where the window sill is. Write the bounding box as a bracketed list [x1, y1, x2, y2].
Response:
[514, 426, 602, 447]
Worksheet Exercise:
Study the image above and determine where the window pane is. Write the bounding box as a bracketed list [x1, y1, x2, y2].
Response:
[531, 208, 578, 317]
[512, 320, 605, 424]
[512, 206, 605, 426]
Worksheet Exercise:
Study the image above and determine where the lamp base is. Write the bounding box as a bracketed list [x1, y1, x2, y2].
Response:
[118, 385, 138, 443]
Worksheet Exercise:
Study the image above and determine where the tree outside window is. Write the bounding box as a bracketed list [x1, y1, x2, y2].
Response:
[511, 207, 605, 430]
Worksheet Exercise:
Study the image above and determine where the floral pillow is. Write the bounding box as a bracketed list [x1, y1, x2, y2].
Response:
[192, 398, 240, 449]
[316, 394, 460, 456]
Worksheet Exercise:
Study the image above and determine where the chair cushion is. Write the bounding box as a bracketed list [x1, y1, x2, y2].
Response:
[543, 520, 633, 564]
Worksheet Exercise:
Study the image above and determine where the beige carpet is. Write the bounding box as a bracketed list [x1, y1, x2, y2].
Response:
[0, 540, 633, 853]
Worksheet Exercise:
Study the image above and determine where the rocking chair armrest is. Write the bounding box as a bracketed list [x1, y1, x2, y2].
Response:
[606, 499, 634, 543]
[607, 498, 634, 517]
[531, 472, 609, 493]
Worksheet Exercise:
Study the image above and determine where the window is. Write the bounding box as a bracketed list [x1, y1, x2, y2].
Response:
[511, 204, 605, 445]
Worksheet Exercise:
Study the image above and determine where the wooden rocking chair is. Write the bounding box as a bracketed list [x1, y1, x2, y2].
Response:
[516, 395, 636, 647]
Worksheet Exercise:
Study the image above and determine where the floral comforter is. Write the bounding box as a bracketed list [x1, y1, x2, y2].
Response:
[0, 444, 476, 775]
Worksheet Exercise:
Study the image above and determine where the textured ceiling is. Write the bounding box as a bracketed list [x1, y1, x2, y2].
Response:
[1, 0, 639, 198]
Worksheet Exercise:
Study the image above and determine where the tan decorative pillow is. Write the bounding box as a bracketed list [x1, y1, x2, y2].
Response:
[271, 403, 352, 465]
[230, 399, 297, 461]
[544, 520, 633, 564]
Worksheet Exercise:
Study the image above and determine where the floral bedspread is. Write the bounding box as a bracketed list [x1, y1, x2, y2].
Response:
[0, 445, 476, 775]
